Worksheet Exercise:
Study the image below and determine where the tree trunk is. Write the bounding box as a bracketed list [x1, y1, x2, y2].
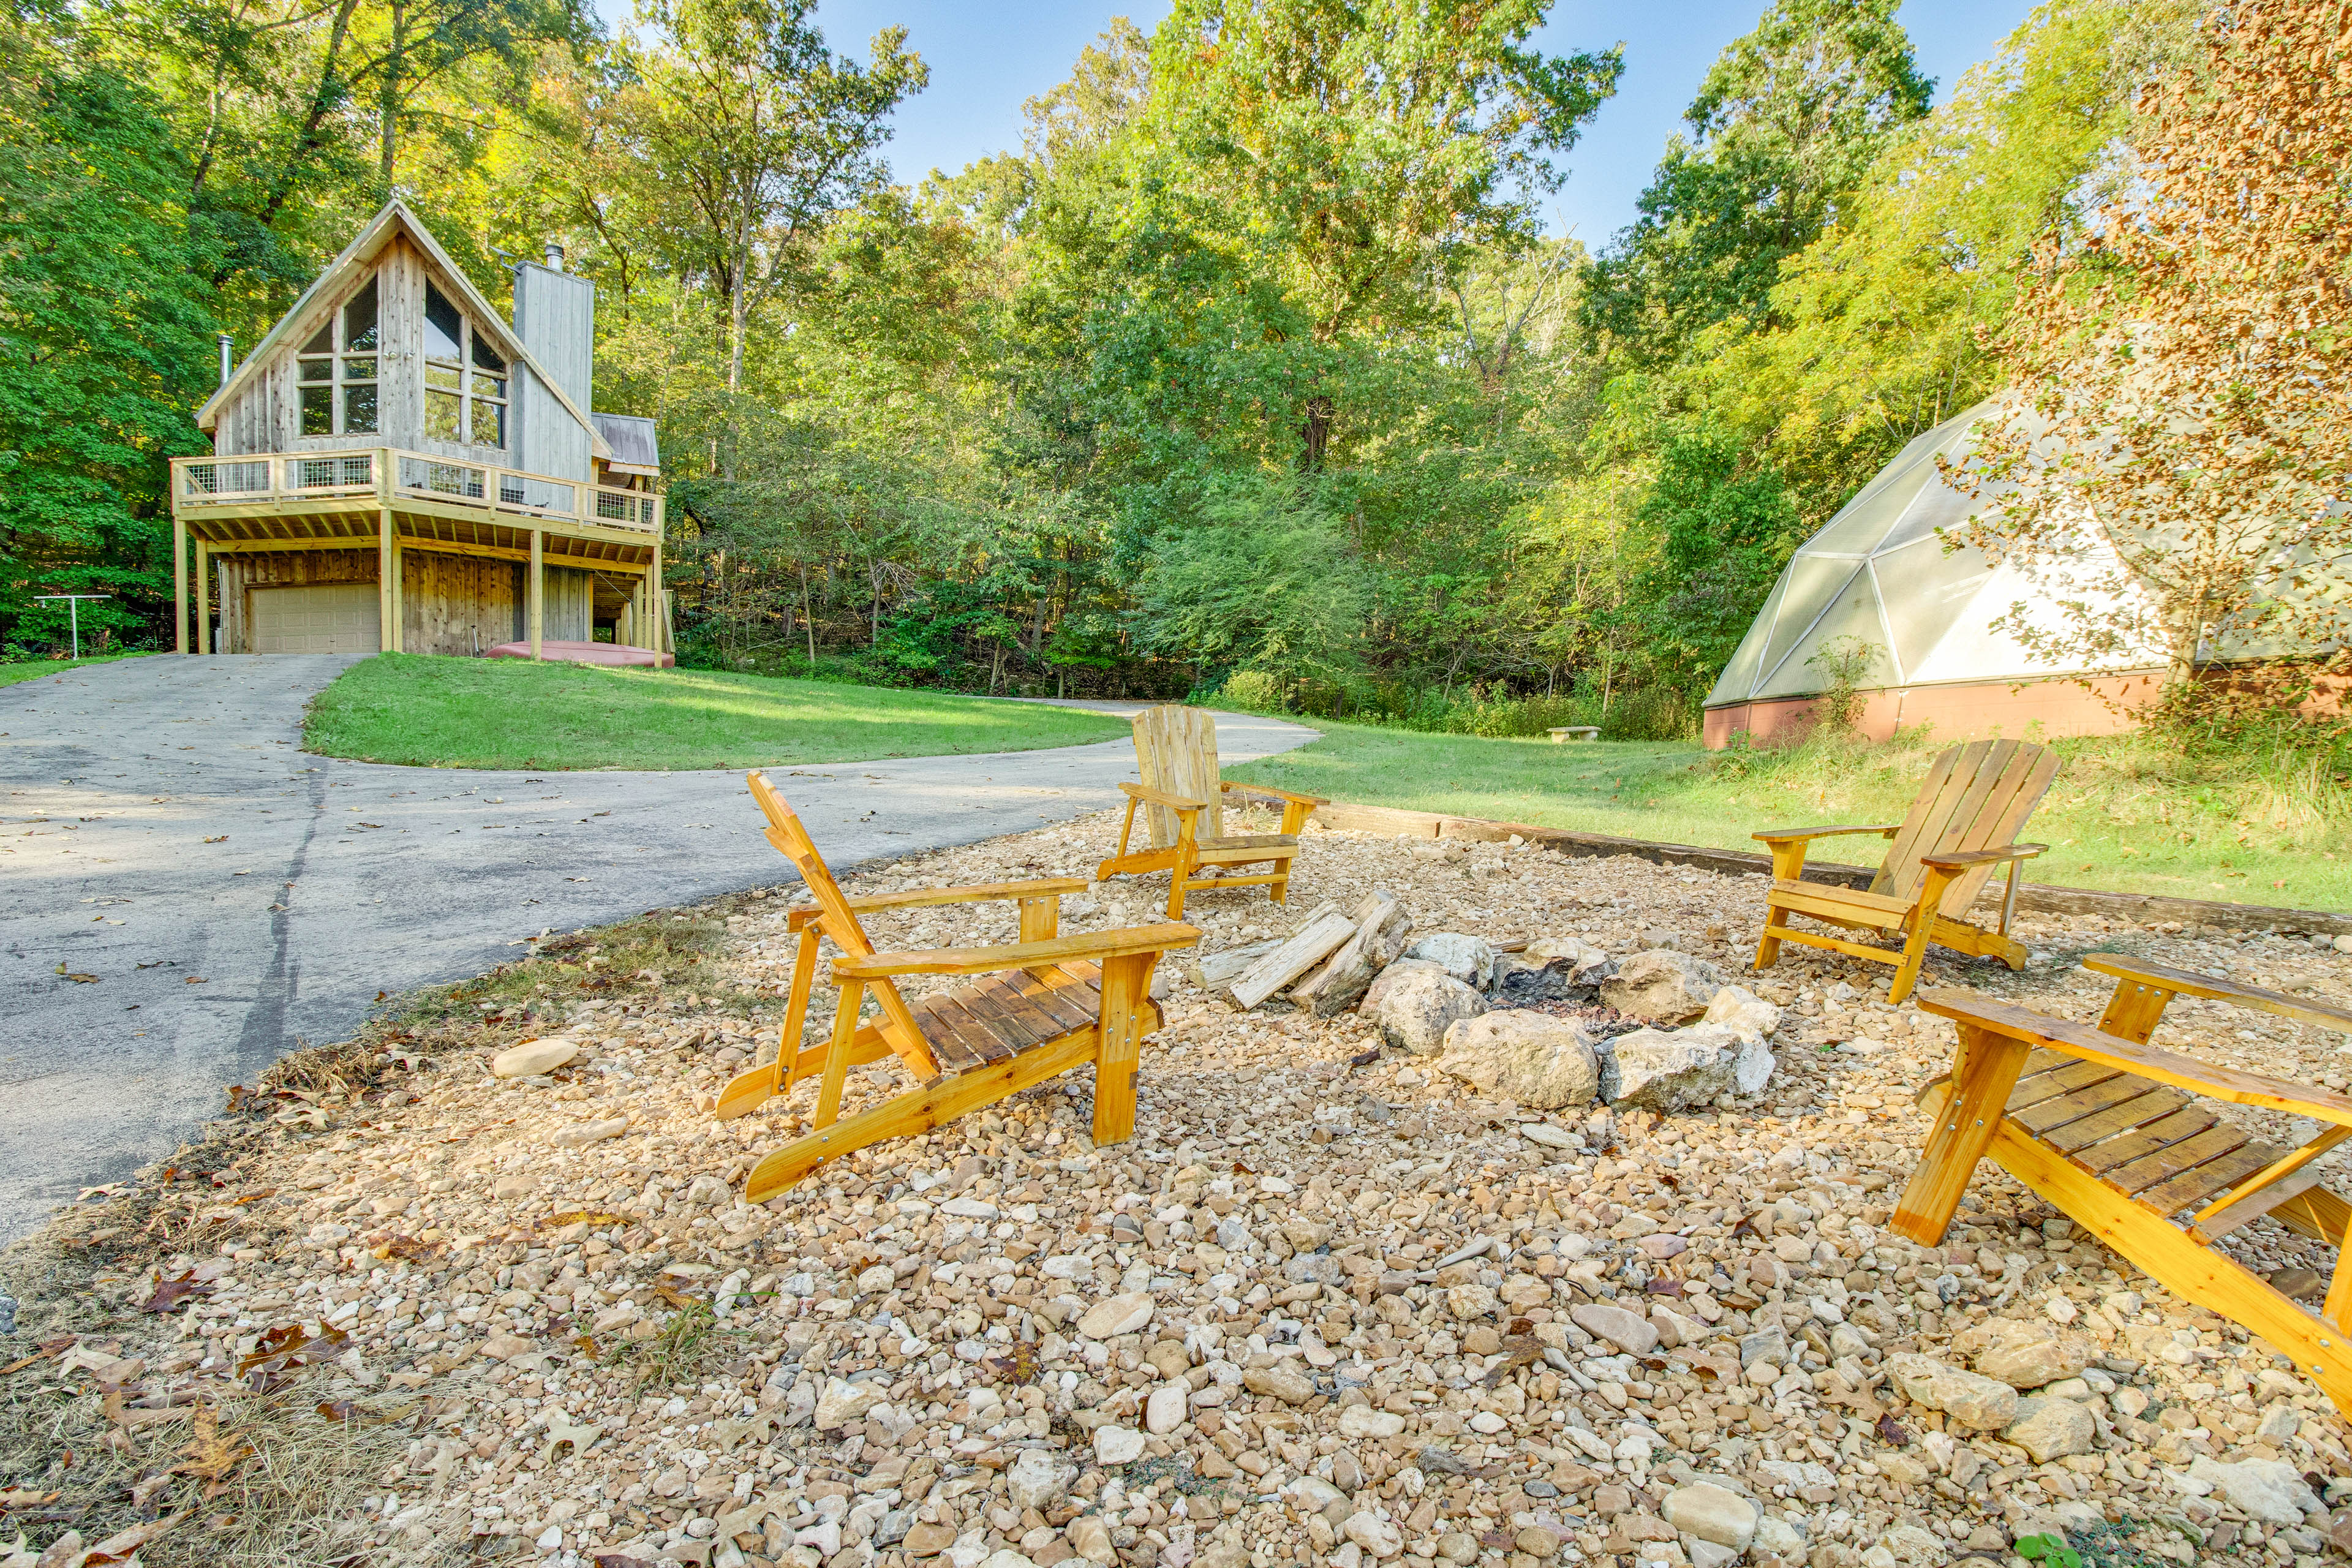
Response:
[378, 0, 406, 186]
[1301, 394, 1333, 470]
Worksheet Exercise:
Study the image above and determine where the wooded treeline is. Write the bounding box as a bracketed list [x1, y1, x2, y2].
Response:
[0, 0, 2204, 729]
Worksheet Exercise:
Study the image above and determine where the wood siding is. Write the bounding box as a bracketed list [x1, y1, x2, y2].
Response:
[210, 236, 598, 481]
[544, 565, 594, 641]
[402, 549, 523, 655]
[214, 549, 378, 653]
[513, 263, 594, 482]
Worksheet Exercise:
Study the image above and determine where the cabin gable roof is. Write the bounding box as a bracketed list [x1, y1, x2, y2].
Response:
[197, 200, 612, 461]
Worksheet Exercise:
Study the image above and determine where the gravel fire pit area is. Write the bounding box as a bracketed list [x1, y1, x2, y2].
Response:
[10, 810, 2352, 1568]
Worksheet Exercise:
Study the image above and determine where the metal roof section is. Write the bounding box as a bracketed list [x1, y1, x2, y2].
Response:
[592, 413, 662, 475]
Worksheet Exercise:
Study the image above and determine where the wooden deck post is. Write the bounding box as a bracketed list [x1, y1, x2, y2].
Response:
[529, 529, 544, 659]
[193, 540, 210, 654]
[649, 539, 666, 653]
[389, 543, 404, 652]
[172, 513, 187, 654]
[377, 507, 394, 653]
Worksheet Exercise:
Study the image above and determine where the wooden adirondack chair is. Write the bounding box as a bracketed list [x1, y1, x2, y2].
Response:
[1096, 705, 1328, 919]
[1752, 739, 2060, 1003]
[1894, 957, 2352, 1412]
[719, 772, 1200, 1201]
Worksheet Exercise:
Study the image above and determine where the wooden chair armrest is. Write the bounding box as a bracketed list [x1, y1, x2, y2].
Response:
[834, 922, 1203, 979]
[1223, 782, 1329, 807]
[786, 877, 1091, 931]
[1920, 843, 2047, 870]
[1752, 824, 1899, 844]
[2083, 953, 2352, 1037]
[1119, 782, 1209, 812]
[1917, 985, 2352, 1127]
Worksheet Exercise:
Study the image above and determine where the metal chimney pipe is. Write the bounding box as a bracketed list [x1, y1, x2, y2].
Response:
[544, 243, 565, 273]
[217, 333, 234, 387]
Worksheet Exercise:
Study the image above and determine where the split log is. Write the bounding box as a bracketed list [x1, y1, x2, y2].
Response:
[1221, 902, 1355, 1011]
[1291, 892, 1414, 1016]
[1187, 937, 1285, 992]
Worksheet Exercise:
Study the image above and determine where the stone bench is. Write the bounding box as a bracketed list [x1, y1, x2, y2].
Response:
[1547, 726, 1600, 743]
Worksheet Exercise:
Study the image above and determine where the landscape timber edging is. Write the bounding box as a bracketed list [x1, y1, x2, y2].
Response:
[1287, 797, 2352, 938]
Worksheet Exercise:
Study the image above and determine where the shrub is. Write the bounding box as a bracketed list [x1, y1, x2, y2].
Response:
[1215, 669, 1289, 712]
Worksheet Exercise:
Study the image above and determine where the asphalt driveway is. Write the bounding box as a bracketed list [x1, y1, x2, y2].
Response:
[0, 656, 1317, 1244]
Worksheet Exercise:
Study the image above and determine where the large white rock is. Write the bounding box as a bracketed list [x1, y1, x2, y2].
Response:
[1661, 1483, 1757, 1551]
[1145, 1382, 1190, 1435]
[1343, 1511, 1404, 1559]
[1885, 1353, 2019, 1430]
[1338, 1405, 1406, 1440]
[815, 1376, 886, 1430]
[1006, 1448, 1078, 1511]
[1077, 1292, 1155, 1340]
[1600, 950, 1725, 1025]
[1604, 1025, 1744, 1112]
[1093, 1425, 1146, 1465]
[491, 1038, 579, 1077]
[2005, 1396, 2095, 1463]
[1569, 1302, 1659, 1355]
[1436, 1009, 1600, 1109]
[1404, 932, 1497, 990]
[2187, 1456, 2323, 1525]
[1953, 1317, 2092, 1390]
[1700, 984, 1781, 1042]
[1362, 965, 1487, 1055]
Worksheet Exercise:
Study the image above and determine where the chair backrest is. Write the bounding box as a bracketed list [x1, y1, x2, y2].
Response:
[1871, 740, 2062, 913]
[1132, 704, 1224, 847]
[747, 771, 937, 1075]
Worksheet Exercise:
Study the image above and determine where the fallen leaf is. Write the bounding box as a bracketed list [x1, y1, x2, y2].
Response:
[371, 1234, 443, 1262]
[203, 835, 227, 843]
[1876, 1411, 1910, 1446]
[184, 976, 206, 984]
[142, 1271, 212, 1314]
[54, 963, 99, 983]
[171, 1406, 254, 1495]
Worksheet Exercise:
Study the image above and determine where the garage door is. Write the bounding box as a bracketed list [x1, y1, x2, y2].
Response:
[249, 582, 381, 654]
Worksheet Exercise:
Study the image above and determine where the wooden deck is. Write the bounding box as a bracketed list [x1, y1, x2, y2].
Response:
[167, 447, 669, 658]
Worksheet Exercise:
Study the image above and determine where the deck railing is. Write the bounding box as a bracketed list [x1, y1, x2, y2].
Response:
[170, 447, 660, 535]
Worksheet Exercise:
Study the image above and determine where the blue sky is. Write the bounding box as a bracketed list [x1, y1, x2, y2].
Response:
[609, 1, 2046, 251]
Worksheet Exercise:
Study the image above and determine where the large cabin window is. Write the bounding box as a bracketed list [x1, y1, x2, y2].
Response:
[423, 282, 507, 450]
[297, 277, 380, 437]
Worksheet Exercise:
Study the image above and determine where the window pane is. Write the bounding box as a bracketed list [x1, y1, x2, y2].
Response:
[424, 284, 463, 361]
[426, 363, 461, 391]
[472, 398, 507, 449]
[303, 324, 333, 355]
[472, 334, 506, 374]
[425, 389, 462, 442]
[344, 277, 379, 352]
[298, 356, 331, 383]
[344, 383, 379, 434]
[342, 357, 376, 381]
[301, 383, 333, 435]
[475, 375, 505, 400]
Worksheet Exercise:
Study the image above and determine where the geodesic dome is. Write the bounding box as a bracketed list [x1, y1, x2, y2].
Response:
[1703, 403, 2153, 725]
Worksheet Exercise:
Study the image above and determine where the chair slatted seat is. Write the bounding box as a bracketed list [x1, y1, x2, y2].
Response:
[1752, 740, 2059, 1002]
[711, 773, 1199, 1199]
[1894, 955, 2352, 1413]
[1096, 706, 1327, 918]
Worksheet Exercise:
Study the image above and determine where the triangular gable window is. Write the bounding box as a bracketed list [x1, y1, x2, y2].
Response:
[423, 282, 507, 450]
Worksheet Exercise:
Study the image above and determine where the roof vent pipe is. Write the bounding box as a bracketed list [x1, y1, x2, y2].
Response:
[544, 242, 565, 273]
[217, 333, 234, 388]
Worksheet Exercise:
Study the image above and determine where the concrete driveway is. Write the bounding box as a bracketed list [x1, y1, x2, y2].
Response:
[0, 657, 1318, 1244]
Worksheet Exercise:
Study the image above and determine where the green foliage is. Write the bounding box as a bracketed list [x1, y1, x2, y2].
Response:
[1133, 484, 1373, 685]
[0, 18, 216, 646]
[1581, 0, 1932, 363]
[1630, 423, 1801, 696]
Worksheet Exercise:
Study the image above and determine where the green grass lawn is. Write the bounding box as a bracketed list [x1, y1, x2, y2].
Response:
[303, 654, 1129, 769]
[0, 652, 154, 689]
[1226, 717, 2352, 913]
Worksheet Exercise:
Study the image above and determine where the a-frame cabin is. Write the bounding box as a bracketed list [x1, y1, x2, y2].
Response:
[170, 201, 672, 662]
